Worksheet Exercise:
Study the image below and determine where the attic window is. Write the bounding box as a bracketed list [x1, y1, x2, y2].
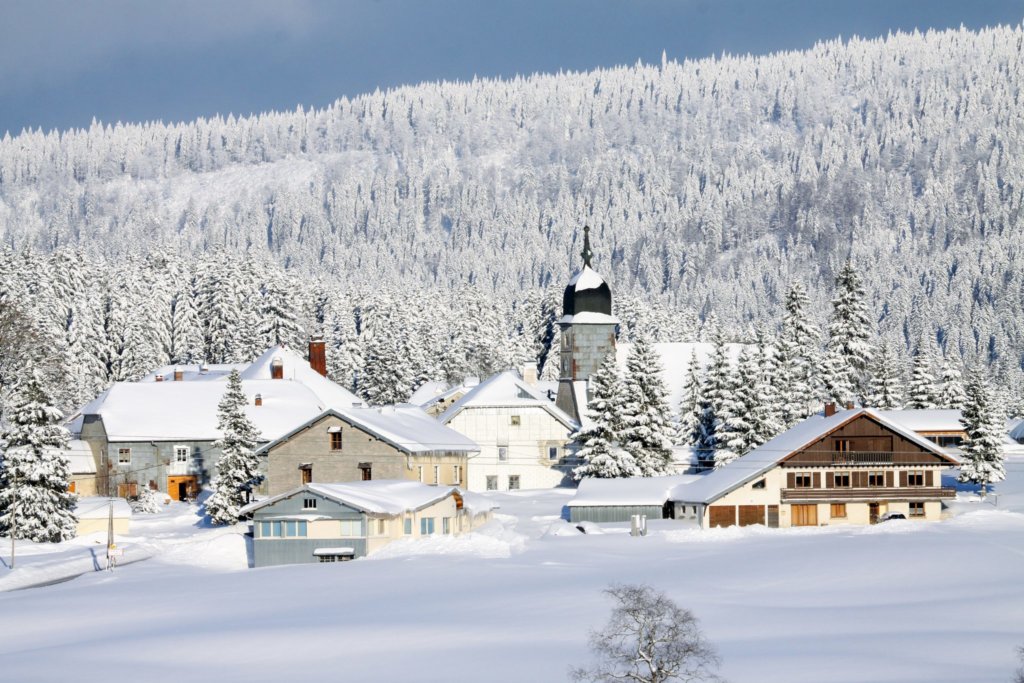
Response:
[510, 415, 521, 426]
[752, 479, 765, 489]
[330, 431, 343, 451]
[303, 498, 317, 510]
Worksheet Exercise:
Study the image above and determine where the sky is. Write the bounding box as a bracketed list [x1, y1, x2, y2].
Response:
[1, 0, 1022, 135]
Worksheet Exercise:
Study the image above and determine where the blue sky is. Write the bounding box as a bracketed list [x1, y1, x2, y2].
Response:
[2, 0, 1022, 135]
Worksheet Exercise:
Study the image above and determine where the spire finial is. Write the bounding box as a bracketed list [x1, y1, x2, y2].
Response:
[581, 225, 593, 268]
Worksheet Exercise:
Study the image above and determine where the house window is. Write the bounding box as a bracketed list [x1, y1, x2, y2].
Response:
[330, 431, 343, 451]
[498, 447, 509, 461]
[752, 479, 766, 489]
[404, 518, 412, 535]
[433, 465, 440, 485]
[174, 446, 189, 463]
[118, 448, 132, 465]
[835, 439, 851, 452]
[548, 446, 559, 460]
[486, 476, 498, 491]
[453, 465, 462, 484]
[417, 466, 424, 482]
[794, 473, 812, 488]
[359, 463, 372, 481]
[300, 466, 312, 485]
[831, 503, 847, 518]
[833, 472, 851, 488]
[868, 471, 885, 487]
[260, 521, 271, 537]
[339, 520, 361, 536]
[508, 475, 520, 490]
[443, 517, 451, 534]
[420, 517, 435, 535]
[260, 520, 307, 537]
[318, 554, 353, 563]
[510, 415, 521, 426]
[376, 519, 387, 535]
[303, 498, 317, 510]
[909, 502, 925, 517]
[907, 471, 925, 487]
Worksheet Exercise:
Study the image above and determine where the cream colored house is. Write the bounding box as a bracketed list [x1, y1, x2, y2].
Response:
[438, 371, 579, 492]
[75, 497, 132, 536]
[671, 408, 961, 528]
[241, 480, 495, 567]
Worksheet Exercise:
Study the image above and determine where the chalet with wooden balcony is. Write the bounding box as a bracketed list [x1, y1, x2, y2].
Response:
[671, 408, 960, 528]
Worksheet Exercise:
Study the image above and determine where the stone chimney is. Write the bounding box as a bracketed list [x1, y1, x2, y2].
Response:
[308, 336, 327, 377]
[173, 368, 184, 382]
[824, 402, 837, 418]
[254, 393, 263, 407]
[521, 364, 538, 386]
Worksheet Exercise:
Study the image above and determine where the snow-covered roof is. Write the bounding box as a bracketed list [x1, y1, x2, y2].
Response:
[438, 370, 578, 429]
[75, 497, 132, 520]
[242, 480, 458, 516]
[567, 265, 606, 292]
[568, 474, 703, 508]
[1009, 418, 1024, 444]
[876, 409, 965, 433]
[257, 405, 480, 456]
[3, 439, 96, 474]
[671, 408, 960, 505]
[66, 345, 364, 443]
[616, 342, 746, 413]
[140, 363, 245, 382]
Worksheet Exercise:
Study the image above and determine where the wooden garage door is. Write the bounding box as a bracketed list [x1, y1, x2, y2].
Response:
[791, 504, 818, 527]
[738, 505, 765, 527]
[709, 505, 736, 528]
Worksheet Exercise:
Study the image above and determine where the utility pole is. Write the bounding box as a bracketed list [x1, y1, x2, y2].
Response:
[9, 471, 17, 570]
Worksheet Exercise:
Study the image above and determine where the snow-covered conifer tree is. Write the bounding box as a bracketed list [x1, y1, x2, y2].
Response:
[957, 372, 1006, 497]
[698, 325, 733, 465]
[0, 362, 78, 542]
[937, 358, 968, 409]
[573, 353, 638, 479]
[864, 341, 904, 409]
[777, 282, 819, 426]
[825, 261, 873, 398]
[715, 347, 756, 463]
[620, 336, 675, 476]
[905, 343, 938, 409]
[259, 272, 305, 350]
[676, 350, 702, 447]
[205, 370, 262, 525]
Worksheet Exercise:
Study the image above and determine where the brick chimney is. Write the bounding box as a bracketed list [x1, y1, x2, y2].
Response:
[824, 402, 837, 418]
[254, 393, 263, 407]
[308, 336, 327, 377]
[271, 358, 284, 380]
[173, 368, 184, 381]
[845, 401, 855, 410]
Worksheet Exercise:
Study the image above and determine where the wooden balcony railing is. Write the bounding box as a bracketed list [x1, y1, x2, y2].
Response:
[781, 486, 957, 502]
[827, 451, 894, 465]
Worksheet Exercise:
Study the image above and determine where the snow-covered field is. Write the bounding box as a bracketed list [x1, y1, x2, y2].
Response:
[2, 465, 1024, 683]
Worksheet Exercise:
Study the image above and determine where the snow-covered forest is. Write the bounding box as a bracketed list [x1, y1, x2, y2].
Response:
[1, 25, 1023, 413]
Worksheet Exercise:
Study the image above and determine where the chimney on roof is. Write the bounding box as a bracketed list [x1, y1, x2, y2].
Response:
[845, 401, 855, 410]
[254, 393, 263, 407]
[521, 364, 538, 386]
[173, 368, 184, 382]
[271, 357, 284, 380]
[308, 336, 327, 377]
[155, 374, 164, 382]
[824, 402, 837, 418]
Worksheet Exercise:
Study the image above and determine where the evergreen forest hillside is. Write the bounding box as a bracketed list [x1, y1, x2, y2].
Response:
[1, 25, 1023, 412]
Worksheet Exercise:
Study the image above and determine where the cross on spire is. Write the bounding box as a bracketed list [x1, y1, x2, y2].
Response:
[580, 225, 593, 268]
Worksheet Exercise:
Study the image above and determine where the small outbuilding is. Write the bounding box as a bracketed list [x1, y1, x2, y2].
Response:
[241, 480, 495, 567]
[566, 474, 703, 523]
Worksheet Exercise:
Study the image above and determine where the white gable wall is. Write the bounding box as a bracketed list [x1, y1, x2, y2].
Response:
[447, 405, 574, 491]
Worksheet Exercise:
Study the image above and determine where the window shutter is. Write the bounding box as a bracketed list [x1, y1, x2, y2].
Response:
[826, 474, 834, 489]
[926, 470, 934, 486]
[899, 471, 908, 487]
[787, 472, 795, 488]
[812, 472, 821, 488]
[885, 471, 894, 487]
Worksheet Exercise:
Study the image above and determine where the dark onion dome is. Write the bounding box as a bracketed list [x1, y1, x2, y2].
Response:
[561, 225, 614, 319]
[562, 265, 612, 316]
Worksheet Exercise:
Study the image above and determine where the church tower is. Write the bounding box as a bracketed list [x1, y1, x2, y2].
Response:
[555, 226, 619, 425]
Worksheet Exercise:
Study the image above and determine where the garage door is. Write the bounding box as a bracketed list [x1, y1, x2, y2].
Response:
[709, 505, 736, 528]
[738, 505, 765, 527]
[791, 504, 818, 527]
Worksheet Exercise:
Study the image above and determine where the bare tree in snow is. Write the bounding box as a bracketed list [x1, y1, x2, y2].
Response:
[570, 584, 723, 683]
